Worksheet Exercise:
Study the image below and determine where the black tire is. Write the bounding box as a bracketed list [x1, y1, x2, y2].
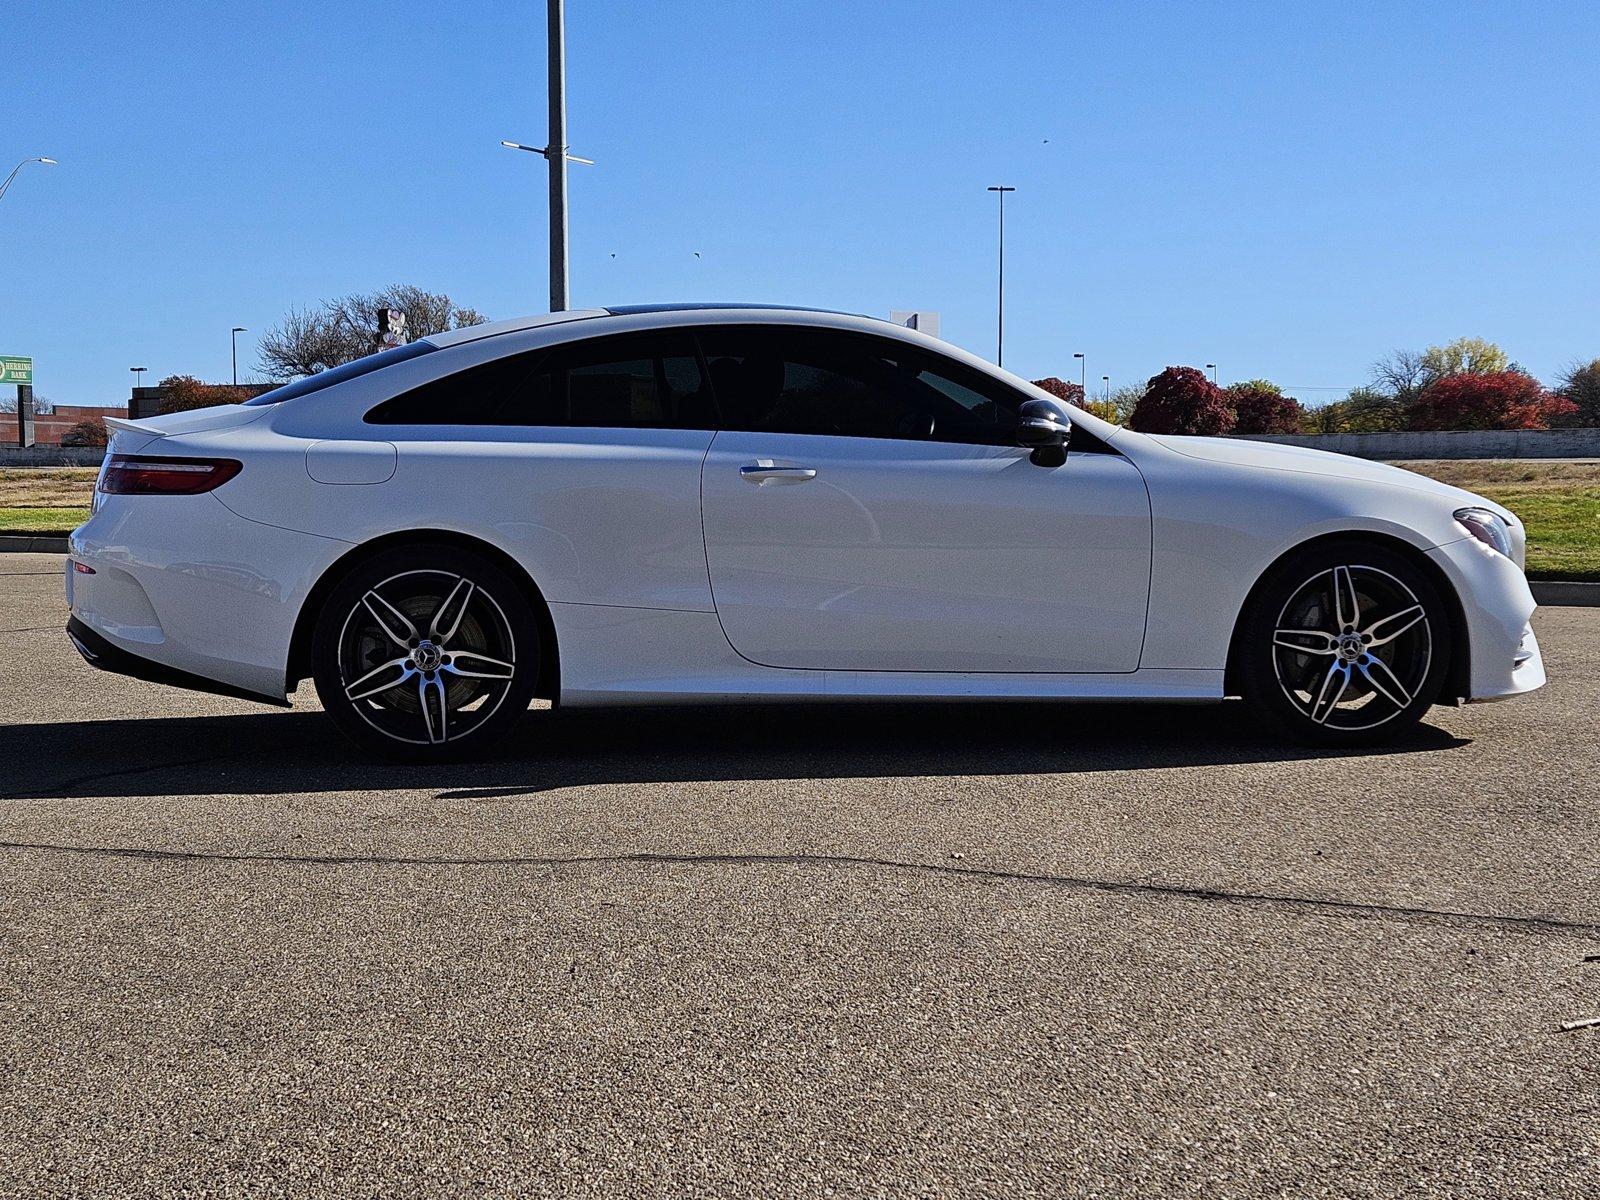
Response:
[311, 543, 541, 760]
[1239, 540, 1452, 747]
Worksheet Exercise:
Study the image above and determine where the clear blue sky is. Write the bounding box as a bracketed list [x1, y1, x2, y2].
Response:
[4, 0, 1597, 409]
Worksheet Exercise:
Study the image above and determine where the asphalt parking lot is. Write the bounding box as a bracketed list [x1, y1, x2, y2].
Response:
[2, 551, 1597, 1197]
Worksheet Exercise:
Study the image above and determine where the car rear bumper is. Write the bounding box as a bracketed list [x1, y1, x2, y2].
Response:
[66, 492, 351, 703]
[67, 615, 289, 706]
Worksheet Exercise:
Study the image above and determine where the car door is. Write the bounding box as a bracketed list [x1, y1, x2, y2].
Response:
[696, 326, 1152, 673]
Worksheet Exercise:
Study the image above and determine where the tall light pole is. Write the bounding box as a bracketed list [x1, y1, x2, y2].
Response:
[231, 327, 246, 386]
[1102, 374, 1110, 403]
[503, 0, 594, 315]
[986, 185, 1015, 367]
[0, 156, 56, 204]
[1073, 352, 1085, 394]
[499, 1, 595, 312]
[130, 366, 147, 390]
[546, 0, 569, 311]
[1206, 363, 1217, 384]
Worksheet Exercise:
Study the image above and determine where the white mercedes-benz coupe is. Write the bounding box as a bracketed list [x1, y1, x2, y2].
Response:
[68, 304, 1545, 758]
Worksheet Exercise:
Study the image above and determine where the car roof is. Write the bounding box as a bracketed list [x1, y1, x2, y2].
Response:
[422, 303, 885, 351]
[604, 302, 866, 319]
[422, 309, 609, 349]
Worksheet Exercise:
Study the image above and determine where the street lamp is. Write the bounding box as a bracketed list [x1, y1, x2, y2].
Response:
[1073, 352, 1085, 393]
[0, 157, 57, 204]
[1206, 363, 1217, 384]
[502, 138, 595, 314]
[1102, 374, 1110, 403]
[500, 140, 594, 165]
[231, 327, 247, 386]
[130, 366, 147, 390]
[499, 0, 596, 312]
[986, 185, 1016, 367]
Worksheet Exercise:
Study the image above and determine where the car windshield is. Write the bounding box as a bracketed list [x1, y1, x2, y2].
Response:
[243, 340, 437, 406]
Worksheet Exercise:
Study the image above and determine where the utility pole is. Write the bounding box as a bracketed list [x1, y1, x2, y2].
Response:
[547, 0, 570, 312]
[231, 327, 246, 386]
[986, 186, 1015, 367]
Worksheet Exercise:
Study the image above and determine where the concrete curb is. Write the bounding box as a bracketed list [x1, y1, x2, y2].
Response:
[3, 533, 1597, 605]
[1531, 580, 1600, 608]
[0, 534, 69, 554]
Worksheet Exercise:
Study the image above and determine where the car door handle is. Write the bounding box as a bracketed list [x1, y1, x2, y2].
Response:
[740, 461, 818, 486]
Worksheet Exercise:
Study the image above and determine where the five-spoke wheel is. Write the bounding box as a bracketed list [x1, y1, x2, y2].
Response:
[312, 545, 540, 758]
[1241, 542, 1449, 744]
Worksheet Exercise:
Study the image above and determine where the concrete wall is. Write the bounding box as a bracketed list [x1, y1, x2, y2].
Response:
[0, 446, 106, 467]
[1231, 428, 1600, 460]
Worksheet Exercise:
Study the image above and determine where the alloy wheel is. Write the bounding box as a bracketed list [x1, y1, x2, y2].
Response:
[335, 569, 517, 745]
[1271, 564, 1433, 732]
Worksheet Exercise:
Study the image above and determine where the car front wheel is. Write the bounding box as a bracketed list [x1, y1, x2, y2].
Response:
[311, 544, 541, 759]
[1239, 541, 1451, 746]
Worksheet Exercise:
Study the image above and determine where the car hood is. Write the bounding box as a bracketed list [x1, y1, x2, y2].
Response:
[1142, 433, 1515, 521]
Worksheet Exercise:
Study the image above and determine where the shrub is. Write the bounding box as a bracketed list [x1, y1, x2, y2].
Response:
[1406, 371, 1577, 431]
[61, 418, 108, 447]
[158, 375, 253, 414]
[1226, 380, 1303, 435]
[1127, 366, 1234, 436]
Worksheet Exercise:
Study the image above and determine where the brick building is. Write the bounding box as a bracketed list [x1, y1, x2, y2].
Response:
[27, 405, 125, 446]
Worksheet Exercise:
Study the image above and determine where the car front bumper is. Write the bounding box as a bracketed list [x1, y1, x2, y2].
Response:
[1426, 535, 1546, 703]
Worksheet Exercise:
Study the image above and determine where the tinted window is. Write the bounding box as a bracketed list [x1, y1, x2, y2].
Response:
[245, 340, 436, 406]
[366, 333, 715, 429]
[697, 327, 1019, 445]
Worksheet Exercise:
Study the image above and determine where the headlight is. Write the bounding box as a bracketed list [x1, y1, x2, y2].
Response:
[1454, 507, 1513, 559]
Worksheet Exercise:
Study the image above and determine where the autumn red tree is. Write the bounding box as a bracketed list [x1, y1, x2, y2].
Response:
[1030, 377, 1085, 405]
[1406, 371, 1577, 431]
[1127, 366, 1235, 435]
[157, 375, 253, 415]
[1226, 380, 1303, 435]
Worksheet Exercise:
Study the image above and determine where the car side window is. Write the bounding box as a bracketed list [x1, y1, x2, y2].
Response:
[366, 333, 715, 429]
[696, 327, 1020, 445]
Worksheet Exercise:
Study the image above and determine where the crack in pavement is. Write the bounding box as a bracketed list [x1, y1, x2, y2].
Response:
[0, 741, 319, 804]
[0, 840, 1594, 938]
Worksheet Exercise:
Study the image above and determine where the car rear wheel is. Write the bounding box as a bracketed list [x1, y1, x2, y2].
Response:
[1239, 541, 1451, 746]
[311, 544, 540, 760]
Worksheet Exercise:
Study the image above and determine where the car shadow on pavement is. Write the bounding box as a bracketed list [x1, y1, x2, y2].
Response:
[0, 699, 1469, 802]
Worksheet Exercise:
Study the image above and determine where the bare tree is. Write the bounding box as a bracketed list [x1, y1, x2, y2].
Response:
[257, 285, 488, 380]
[0, 393, 55, 414]
[1369, 348, 1432, 402]
[1557, 358, 1600, 426]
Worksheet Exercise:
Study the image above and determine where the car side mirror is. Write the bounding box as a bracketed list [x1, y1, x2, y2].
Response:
[1015, 397, 1072, 449]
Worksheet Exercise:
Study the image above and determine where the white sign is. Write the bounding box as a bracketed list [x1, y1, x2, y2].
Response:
[889, 310, 940, 339]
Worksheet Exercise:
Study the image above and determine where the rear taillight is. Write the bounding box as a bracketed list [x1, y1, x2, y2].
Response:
[99, 455, 242, 495]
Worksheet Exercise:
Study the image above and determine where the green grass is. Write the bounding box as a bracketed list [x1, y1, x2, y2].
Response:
[1394, 461, 1600, 582]
[0, 505, 90, 534]
[1459, 487, 1600, 581]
